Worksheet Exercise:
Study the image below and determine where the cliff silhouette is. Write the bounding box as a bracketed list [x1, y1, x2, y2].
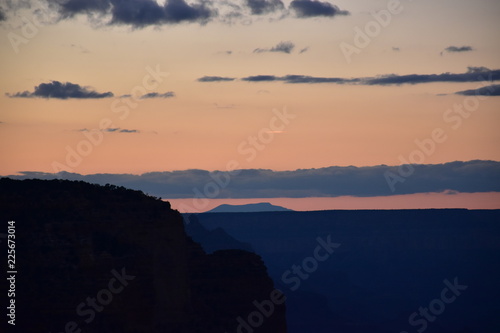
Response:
[0, 178, 286, 333]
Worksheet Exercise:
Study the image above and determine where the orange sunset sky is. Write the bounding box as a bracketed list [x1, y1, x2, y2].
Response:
[0, 0, 499, 210]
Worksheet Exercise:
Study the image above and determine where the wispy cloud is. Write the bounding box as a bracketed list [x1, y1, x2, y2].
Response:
[78, 128, 141, 134]
[65, 43, 90, 54]
[139, 92, 175, 99]
[214, 103, 237, 109]
[299, 47, 309, 54]
[254, 41, 295, 54]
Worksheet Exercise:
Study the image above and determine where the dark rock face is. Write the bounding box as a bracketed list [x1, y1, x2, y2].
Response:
[0, 178, 286, 333]
[188, 245, 287, 333]
[183, 214, 254, 253]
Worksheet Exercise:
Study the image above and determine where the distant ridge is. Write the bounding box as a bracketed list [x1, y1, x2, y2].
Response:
[206, 202, 293, 213]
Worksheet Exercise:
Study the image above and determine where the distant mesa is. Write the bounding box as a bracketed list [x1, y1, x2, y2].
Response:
[206, 202, 293, 213]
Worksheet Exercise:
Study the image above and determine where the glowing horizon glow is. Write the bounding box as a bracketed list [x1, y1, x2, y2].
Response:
[166, 192, 500, 213]
[0, 0, 499, 207]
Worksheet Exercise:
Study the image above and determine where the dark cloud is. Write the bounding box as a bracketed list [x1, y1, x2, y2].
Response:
[245, 0, 284, 15]
[8, 160, 500, 198]
[6, 0, 349, 27]
[242, 74, 356, 84]
[116, 0, 214, 26]
[209, 67, 499, 86]
[140, 92, 175, 99]
[78, 128, 140, 133]
[105, 128, 140, 133]
[53, 0, 215, 27]
[282, 75, 357, 84]
[241, 75, 280, 82]
[467, 66, 491, 73]
[198, 76, 236, 82]
[57, 0, 112, 17]
[364, 67, 500, 85]
[0, 8, 6, 21]
[392, 47, 400, 52]
[444, 46, 474, 53]
[455, 84, 500, 97]
[118, 129, 139, 133]
[290, 0, 349, 18]
[7, 81, 113, 99]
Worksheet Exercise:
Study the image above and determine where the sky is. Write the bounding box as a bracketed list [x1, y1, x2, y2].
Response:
[0, 0, 499, 210]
